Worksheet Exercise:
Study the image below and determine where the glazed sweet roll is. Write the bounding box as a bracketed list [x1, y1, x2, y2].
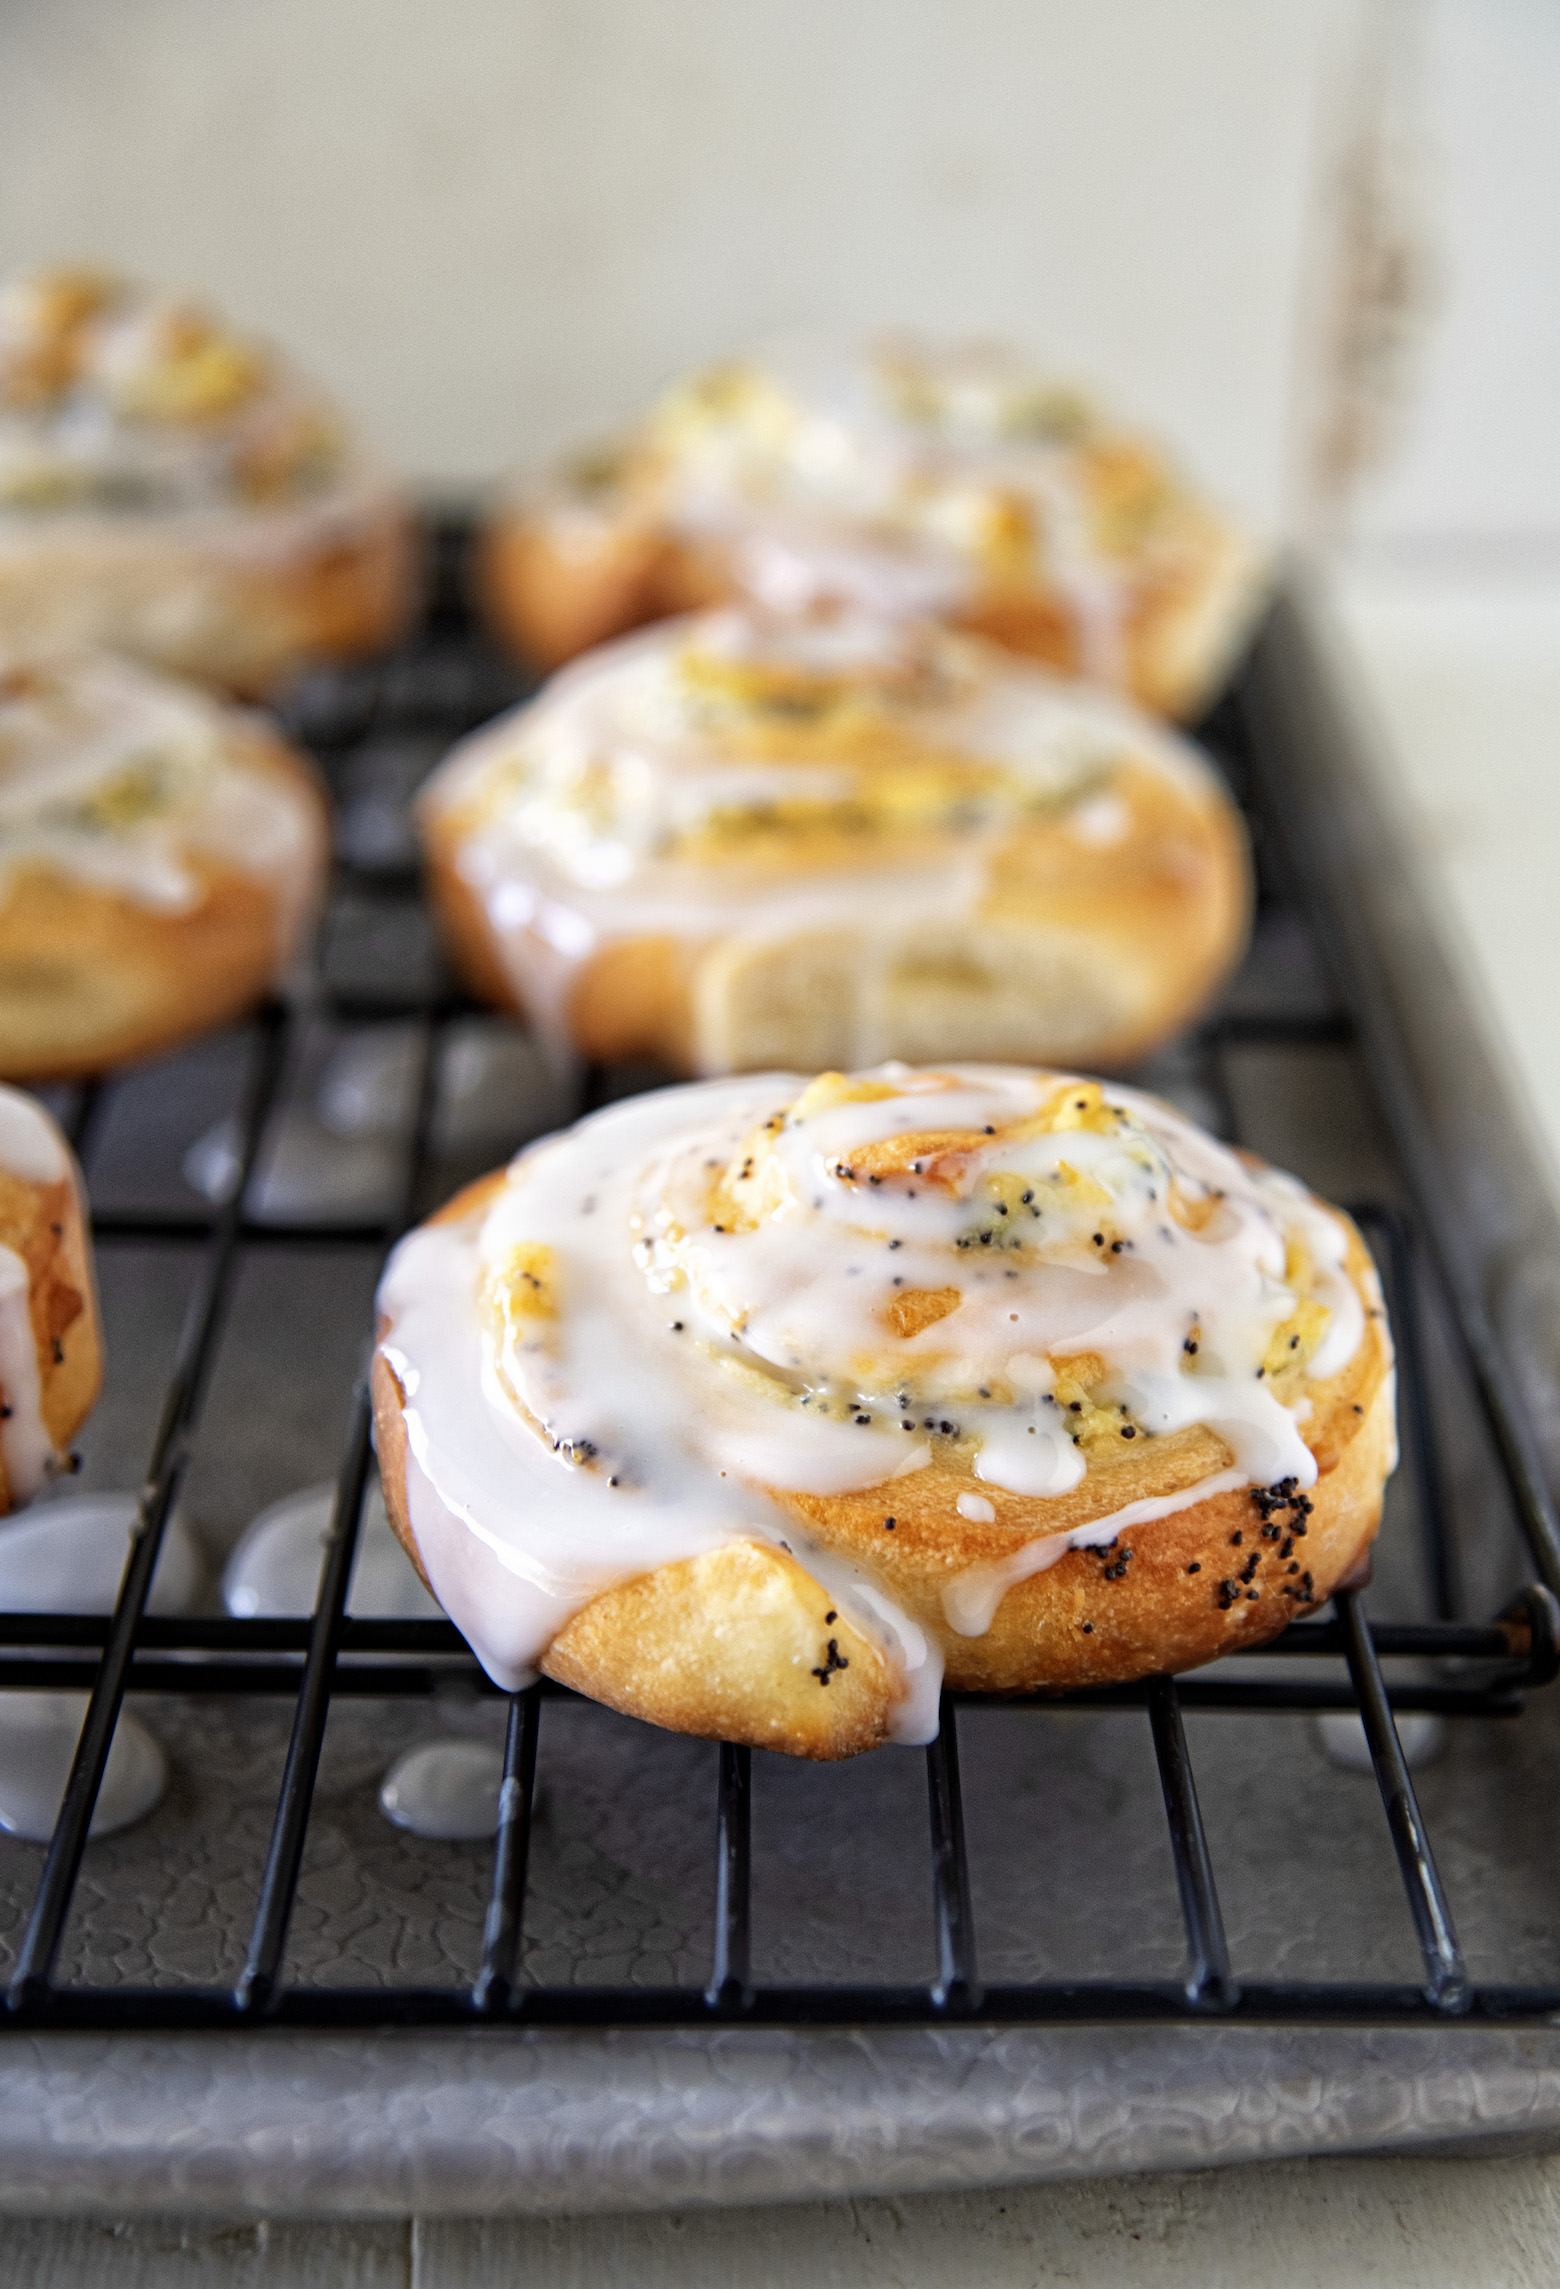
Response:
[0, 1085, 100, 1513]
[372, 1063, 1396, 1758]
[482, 336, 1266, 718]
[421, 608, 1250, 1075]
[0, 651, 329, 1078]
[0, 267, 416, 691]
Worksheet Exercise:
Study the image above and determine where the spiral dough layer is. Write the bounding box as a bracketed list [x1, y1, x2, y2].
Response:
[373, 1063, 1396, 1758]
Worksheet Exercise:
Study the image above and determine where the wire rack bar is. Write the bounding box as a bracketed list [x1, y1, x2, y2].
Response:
[7, 1005, 288, 2011]
[1335, 1590, 1469, 2011]
[238, 1019, 441, 2011]
[0, 1666, 1527, 1721]
[925, 1698, 979, 2010]
[10, 1975, 1560, 2036]
[0, 1661, 1533, 1719]
[1147, 1678, 1236, 2011]
[90, 1216, 399, 1249]
[237, 1394, 374, 2013]
[0, 1613, 1534, 1664]
[706, 1742, 753, 2012]
[475, 1686, 542, 2014]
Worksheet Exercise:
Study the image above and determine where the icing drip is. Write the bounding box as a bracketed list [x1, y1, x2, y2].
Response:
[222, 1480, 441, 1620]
[424, 607, 1226, 1067]
[379, 1064, 1377, 1740]
[0, 1082, 68, 1185]
[379, 1740, 505, 1840]
[0, 1491, 199, 1614]
[943, 1468, 1250, 1636]
[0, 652, 318, 913]
[0, 1693, 165, 1841]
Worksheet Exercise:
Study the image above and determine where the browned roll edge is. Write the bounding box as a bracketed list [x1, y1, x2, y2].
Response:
[0, 1141, 102, 1516]
[418, 758, 1252, 1078]
[0, 490, 421, 698]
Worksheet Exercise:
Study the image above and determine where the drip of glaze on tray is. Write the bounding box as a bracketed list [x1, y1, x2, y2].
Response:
[0, 1487, 199, 1841]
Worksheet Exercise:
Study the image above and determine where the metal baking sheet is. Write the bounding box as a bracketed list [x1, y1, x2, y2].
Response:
[3, 570, 1559, 2212]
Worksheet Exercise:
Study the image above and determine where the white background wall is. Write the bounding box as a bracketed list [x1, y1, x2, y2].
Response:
[0, 0, 1354, 517]
[1351, 0, 1560, 547]
[2, 1, 1554, 535]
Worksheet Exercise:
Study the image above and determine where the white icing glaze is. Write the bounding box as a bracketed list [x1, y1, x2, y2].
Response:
[424, 607, 1226, 1070]
[943, 1467, 1250, 1637]
[559, 336, 1228, 684]
[378, 1064, 1381, 1741]
[0, 1083, 68, 1184]
[732, 517, 968, 623]
[0, 651, 318, 916]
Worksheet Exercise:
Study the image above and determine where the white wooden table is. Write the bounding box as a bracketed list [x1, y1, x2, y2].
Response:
[7, 2149, 1560, 2285]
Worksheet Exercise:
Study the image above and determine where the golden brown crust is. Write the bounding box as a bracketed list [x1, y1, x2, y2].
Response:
[477, 512, 672, 678]
[421, 826, 705, 1071]
[371, 1176, 1394, 1756]
[0, 489, 420, 696]
[420, 752, 1251, 1077]
[481, 501, 1263, 722]
[774, 1342, 1392, 1693]
[0, 728, 329, 1081]
[542, 1544, 896, 1757]
[0, 1142, 102, 1516]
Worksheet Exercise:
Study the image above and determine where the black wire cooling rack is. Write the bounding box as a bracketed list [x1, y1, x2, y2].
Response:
[5, 529, 1560, 2037]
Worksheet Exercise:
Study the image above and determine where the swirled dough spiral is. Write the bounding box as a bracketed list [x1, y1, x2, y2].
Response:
[0, 268, 415, 691]
[373, 1063, 1395, 1759]
[482, 336, 1265, 718]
